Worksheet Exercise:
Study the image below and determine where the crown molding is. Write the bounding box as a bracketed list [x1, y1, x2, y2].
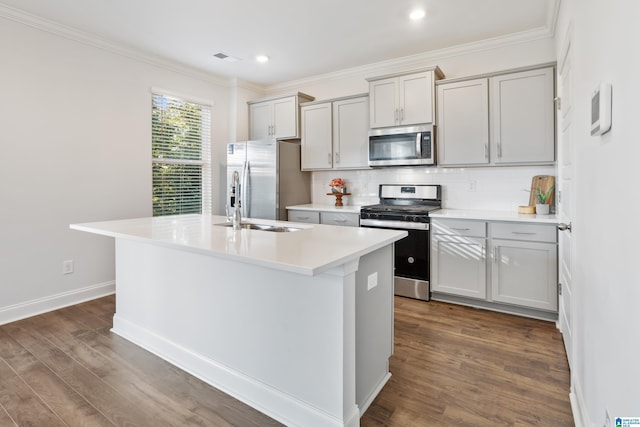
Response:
[266, 16, 559, 94]
[0, 3, 233, 87]
[248, 1, 560, 94]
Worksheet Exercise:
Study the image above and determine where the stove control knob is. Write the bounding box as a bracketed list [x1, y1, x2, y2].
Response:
[408, 257, 415, 264]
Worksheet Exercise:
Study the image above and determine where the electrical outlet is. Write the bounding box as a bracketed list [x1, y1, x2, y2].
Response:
[62, 260, 74, 275]
[367, 272, 378, 290]
[468, 180, 477, 192]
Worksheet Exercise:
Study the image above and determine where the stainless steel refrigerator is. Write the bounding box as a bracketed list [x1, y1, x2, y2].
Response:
[226, 140, 311, 220]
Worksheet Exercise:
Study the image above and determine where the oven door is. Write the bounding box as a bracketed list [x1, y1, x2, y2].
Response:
[360, 219, 430, 301]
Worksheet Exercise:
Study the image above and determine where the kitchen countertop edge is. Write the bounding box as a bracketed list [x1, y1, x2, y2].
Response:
[286, 204, 362, 214]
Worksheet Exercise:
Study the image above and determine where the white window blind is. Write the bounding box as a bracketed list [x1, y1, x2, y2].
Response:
[152, 92, 211, 216]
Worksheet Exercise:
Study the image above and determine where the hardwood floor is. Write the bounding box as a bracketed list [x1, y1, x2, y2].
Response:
[0, 296, 573, 426]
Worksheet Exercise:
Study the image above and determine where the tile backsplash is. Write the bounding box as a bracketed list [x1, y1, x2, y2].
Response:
[311, 165, 556, 211]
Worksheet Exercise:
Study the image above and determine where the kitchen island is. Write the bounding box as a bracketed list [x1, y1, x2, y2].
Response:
[70, 214, 406, 427]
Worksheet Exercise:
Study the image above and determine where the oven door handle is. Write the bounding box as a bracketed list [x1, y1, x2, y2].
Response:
[360, 218, 429, 230]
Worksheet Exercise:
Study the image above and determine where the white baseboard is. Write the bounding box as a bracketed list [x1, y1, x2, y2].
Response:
[570, 375, 590, 427]
[0, 281, 115, 326]
[112, 315, 359, 427]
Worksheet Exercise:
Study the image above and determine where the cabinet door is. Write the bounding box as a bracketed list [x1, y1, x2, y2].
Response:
[301, 103, 333, 170]
[273, 96, 298, 139]
[490, 239, 558, 311]
[249, 101, 273, 140]
[333, 96, 369, 169]
[431, 234, 486, 299]
[369, 78, 398, 128]
[437, 78, 490, 165]
[490, 67, 555, 164]
[399, 72, 434, 125]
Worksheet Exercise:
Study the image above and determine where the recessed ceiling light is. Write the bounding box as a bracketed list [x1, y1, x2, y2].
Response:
[256, 55, 269, 63]
[409, 9, 426, 20]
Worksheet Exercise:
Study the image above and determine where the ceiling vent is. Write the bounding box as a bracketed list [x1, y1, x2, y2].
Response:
[213, 52, 241, 63]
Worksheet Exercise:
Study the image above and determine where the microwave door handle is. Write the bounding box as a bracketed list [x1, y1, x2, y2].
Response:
[416, 132, 422, 157]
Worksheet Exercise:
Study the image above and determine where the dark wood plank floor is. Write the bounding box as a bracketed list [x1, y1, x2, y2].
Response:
[0, 295, 573, 426]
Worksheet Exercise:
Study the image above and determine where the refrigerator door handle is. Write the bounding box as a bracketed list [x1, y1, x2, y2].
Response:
[242, 160, 250, 218]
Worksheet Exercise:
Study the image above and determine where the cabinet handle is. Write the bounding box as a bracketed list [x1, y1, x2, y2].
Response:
[512, 231, 536, 235]
[271, 125, 276, 136]
[328, 153, 332, 165]
[333, 219, 348, 223]
[395, 108, 398, 122]
[497, 141, 502, 158]
[400, 108, 404, 122]
[484, 143, 488, 159]
[493, 247, 498, 263]
[335, 152, 340, 164]
[298, 216, 310, 220]
[451, 227, 470, 231]
[268, 125, 273, 136]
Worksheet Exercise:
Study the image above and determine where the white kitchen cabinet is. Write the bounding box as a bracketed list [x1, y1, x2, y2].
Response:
[320, 211, 359, 227]
[248, 92, 314, 140]
[436, 78, 489, 165]
[490, 67, 555, 164]
[489, 223, 558, 311]
[287, 210, 320, 224]
[431, 218, 558, 317]
[287, 208, 359, 227]
[301, 95, 369, 171]
[436, 66, 555, 166]
[301, 102, 333, 169]
[431, 219, 487, 299]
[332, 96, 369, 169]
[368, 67, 443, 128]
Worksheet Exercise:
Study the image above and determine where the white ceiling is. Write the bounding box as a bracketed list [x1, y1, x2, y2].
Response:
[0, 0, 558, 87]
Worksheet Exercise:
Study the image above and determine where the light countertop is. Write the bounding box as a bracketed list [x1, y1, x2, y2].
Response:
[430, 208, 559, 224]
[286, 204, 362, 214]
[71, 214, 406, 276]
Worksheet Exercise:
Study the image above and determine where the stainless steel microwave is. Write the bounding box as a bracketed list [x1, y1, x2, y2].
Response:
[368, 125, 435, 167]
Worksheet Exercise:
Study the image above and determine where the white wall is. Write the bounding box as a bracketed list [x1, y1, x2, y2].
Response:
[0, 16, 232, 323]
[265, 37, 558, 211]
[555, 0, 640, 425]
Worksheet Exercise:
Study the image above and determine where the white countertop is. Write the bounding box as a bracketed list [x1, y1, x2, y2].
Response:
[71, 214, 406, 276]
[430, 208, 559, 224]
[286, 204, 362, 214]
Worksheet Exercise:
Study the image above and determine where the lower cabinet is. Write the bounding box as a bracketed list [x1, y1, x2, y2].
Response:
[287, 209, 359, 227]
[431, 218, 558, 317]
[287, 210, 320, 224]
[489, 223, 558, 311]
[431, 220, 487, 299]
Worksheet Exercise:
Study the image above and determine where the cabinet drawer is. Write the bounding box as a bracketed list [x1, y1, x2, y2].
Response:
[490, 222, 557, 243]
[288, 210, 320, 224]
[321, 212, 359, 227]
[431, 219, 486, 237]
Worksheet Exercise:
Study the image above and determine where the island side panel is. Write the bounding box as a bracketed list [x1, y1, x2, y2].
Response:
[355, 244, 394, 413]
[111, 238, 360, 427]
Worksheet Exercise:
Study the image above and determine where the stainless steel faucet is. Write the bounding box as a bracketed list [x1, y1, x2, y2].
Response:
[230, 171, 242, 230]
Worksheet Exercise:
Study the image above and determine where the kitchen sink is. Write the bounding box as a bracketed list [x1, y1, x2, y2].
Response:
[214, 222, 302, 232]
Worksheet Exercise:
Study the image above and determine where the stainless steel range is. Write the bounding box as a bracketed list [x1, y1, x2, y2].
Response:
[360, 184, 441, 301]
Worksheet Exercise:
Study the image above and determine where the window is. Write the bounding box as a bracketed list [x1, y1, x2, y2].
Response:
[152, 90, 211, 216]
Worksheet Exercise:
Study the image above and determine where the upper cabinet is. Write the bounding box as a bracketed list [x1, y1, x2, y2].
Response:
[301, 94, 370, 171]
[436, 78, 490, 165]
[248, 92, 314, 140]
[490, 67, 555, 164]
[437, 66, 555, 166]
[367, 67, 444, 129]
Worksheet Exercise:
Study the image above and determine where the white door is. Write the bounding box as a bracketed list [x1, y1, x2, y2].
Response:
[557, 34, 575, 370]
